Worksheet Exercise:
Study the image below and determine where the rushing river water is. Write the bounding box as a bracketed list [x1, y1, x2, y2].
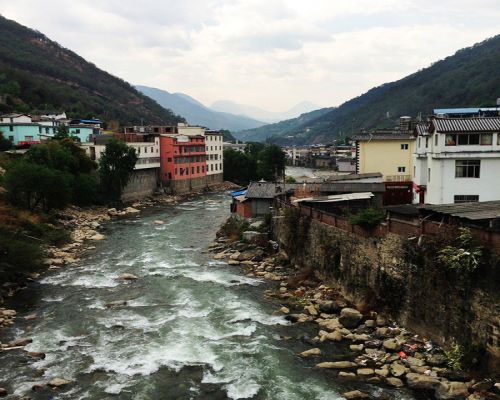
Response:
[1, 193, 416, 400]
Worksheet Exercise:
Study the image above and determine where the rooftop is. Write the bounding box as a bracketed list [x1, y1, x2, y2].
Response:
[421, 201, 500, 221]
[430, 117, 500, 133]
[245, 181, 295, 199]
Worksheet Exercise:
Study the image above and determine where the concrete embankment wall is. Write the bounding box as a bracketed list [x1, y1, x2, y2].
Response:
[122, 168, 159, 202]
[272, 209, 500, 372]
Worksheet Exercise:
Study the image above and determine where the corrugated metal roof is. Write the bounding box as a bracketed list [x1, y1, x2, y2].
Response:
[320, 182, 386, 193]
[293, 192, 374, 204]
[431, 117, 500, 133]
[422, 201, 500, 221]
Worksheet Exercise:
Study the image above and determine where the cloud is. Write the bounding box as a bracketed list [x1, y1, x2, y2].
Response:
[1, 0, 499, 111]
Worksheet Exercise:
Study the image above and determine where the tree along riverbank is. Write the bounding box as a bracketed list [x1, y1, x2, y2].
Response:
[210, 216, 500, 400]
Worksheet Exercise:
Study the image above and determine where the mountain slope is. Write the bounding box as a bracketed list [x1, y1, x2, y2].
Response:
[0, 15, 184, 126]
[241, 35, 500, 144]
[211, 99, 321, 123]
[233, 107, 334, 142]
[136, 85, 265, 131]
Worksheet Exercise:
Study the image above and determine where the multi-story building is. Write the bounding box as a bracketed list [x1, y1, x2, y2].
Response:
[159, 134, 207, 193]
[413, 116, 500, 204]
[0, 113, 57, 145]
[205, 130, 224, 184]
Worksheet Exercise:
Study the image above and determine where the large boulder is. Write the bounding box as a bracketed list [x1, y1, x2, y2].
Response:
[318, 300, 346, 314]
[383, 339, 401, 351]
[48, 378, 72, 387]
[435, 381, 470, 400]
[342, 390, 370, 399]
[405, 373, 441, 390]
[390, 362, 408, 378]
[315, 361, 357, 369]
[299, 348, 322, 357]
[339, 308, 363, 328]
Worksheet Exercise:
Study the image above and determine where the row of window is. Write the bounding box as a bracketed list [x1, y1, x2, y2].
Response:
[171, 156, 206, 164]
[425, 159, 482, 183]
[137, 146, 158, 154]
[208, 154, 219, 160]
[171, 162, 224, 177]
[175, 145, 205, 153]
[206, 135, 222, 141]
[418, 133, 499, 148]
[207, 146, 223, 151]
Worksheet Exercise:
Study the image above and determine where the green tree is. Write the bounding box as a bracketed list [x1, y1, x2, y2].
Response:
[99, 139, 137, 202]
[4, 159, 73, 211]
[223, 149, 256, 184]
[256, 144, 286, 181]
[0, 130, 12, 151]
[53, 124, 69, 140]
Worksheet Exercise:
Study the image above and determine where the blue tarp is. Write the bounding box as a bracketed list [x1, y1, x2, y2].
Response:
[230, 189, 247, 197]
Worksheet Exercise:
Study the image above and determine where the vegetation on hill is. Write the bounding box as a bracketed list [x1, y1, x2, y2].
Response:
[223, 143, 286, 184]
[239, 35, 500, 144]
[0, 15, 184, 126]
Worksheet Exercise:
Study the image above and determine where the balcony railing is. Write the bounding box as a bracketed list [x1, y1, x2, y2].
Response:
[385, 175, 412, 182]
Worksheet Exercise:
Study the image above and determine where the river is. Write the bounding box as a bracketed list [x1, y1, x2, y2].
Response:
[0, 193, 416, 400]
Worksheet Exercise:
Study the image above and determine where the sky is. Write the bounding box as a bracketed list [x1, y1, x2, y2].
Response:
[1, 0, 499, 112]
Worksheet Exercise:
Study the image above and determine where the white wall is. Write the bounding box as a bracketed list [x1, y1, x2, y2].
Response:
[206, 133, 223, 175]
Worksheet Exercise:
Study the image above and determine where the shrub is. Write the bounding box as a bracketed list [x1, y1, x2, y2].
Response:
[437, 227, 482, 273]
[348, 207, 385, 229]
[444, 342, 464, 371]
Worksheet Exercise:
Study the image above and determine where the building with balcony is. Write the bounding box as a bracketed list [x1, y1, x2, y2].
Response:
[159, 134, 207, 193]
[413, 117, 500, 204]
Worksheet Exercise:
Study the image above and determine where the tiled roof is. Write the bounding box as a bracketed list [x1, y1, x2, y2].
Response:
[415, 123, 429, 136]
[431, 117, 500, 133]
[421, 201, 500, 221]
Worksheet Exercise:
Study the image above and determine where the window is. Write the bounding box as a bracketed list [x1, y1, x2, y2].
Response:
[145, 147, 148, 153]
[168, 172, 172, 179]
[397, 167, 406, 173]
[45, 127, 49, 134]
[215, 164, 218, 171]
[481, 133, 492, 145]
[220, 163, 222, 170]
[418, 138, 421, 147]
[167, 158, 172, 162]
[458, 134, 479, 145]
[211, 164, 214, 171]
[75, 129, 80, 134]
[455, 160, 480, 178]
[447, 134, 483, 146]
[9, 126, 13, 132]
[401, 144, 408, 150]
[202, 166, 205, 173]
[175, 168, 177, 175]
[151, 147, 153, 152]
[425, 137, 429, 148]
[197, 166, 200, 173]
[428, 168, 431, 182]
[413, 166, 416, 177]
[434, 134, 438, 146]
[454, 195, 479, 203]
[8, 136, 13, 142]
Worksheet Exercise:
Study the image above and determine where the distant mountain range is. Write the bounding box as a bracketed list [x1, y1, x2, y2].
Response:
[210, 100, 321, 123]
[136, 85, 266, 132]
[239, 35, 500, 144]
[0, 15, 183, 126]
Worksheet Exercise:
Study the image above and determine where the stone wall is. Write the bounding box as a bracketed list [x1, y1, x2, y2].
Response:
[206, 173, 224, 186]
[121, 168, 159, 202]
[273, 210, 500, 372]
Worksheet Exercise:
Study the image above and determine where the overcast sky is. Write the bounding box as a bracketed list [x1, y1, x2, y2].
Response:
[1, 1, 499, 111]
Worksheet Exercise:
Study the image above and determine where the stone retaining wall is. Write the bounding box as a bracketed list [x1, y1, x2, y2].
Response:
[122, 168, 159, 202]
[273, 212, 500, 372]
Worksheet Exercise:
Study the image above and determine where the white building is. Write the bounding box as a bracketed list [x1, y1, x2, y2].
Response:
[205, 130, 224, 184]
[413, 117, 500, 204]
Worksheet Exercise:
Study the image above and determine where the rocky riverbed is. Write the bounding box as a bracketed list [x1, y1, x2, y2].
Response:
[210, 218, 500, 400]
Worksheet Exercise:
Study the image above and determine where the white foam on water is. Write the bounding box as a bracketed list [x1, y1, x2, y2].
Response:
[181, 269, 262, 287]
[97, 310, 175, 331]
[226, 381, 261, 399]
[70, 275, 120, 288]
[42, 295, 65, 302]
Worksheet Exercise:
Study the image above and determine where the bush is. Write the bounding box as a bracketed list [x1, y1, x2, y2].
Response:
[348, 208, 385, 229]
[437, 227, 482, 273]
[218, 216, 249, 241]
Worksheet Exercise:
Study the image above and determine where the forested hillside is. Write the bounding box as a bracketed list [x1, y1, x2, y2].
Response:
[239, 35, 500, 144]
[0, 15, 184, 126]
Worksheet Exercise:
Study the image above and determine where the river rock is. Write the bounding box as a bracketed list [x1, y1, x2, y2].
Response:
[376, 315, 388, 326]
[386, 377, 404, 388]
[471, 380, 494, 392]
[438, 370, 471, 382]
[0, 388, 7, 397]
[236, 249, 263, 261]
[300, 348, 322, 357]
[90, 233, 106, 240]
[350, 344, 364, 352]
[406, 356, 426, 367]
[318, 300, 345, 314]
[305, 305, 318, 316]
[106, 300, 128, 308]
[117, 273, 139, 280]
[406, 373, 441, 390]
[435, 381, 470, 399]
[153, 220, 164, 225]
[426, 354, 447, 366]
[8, 337, 33, 347]
[315, 361, 357, 369]
[383, 339, 401, 351]
[390, 362, 408, 378]
[123, 207, 140, 214]
[26, 351, 46, 360]
[375, 367, 390, 378]
[228, 260, 240, 265]
[320, 330, 343, 342]
[48, 378, 72, 387]
[318, 318, 341, 331]
[2, 309, 17, 317]
[279, 307, 290, 314]
[339, 372, 357, 380]
[357, 368, 375, 378]
[339, 308, 363, 328]
[364, 319, 376, 328]
[342, 390, 370, 399]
